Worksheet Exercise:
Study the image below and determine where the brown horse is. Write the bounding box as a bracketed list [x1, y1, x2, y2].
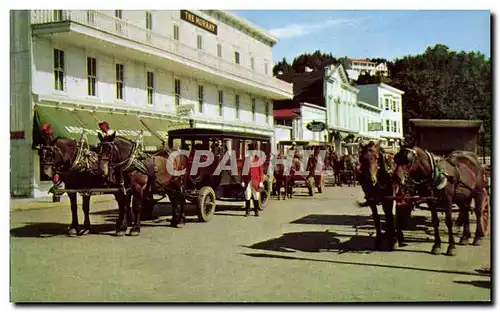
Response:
[273, 151, 291, 200]
[358, 141, 402, 250]
[97, 132, 188, 235]
[37, 125, 130, 236]
[287, 148, 315, 197]
[393, 146, 489, 256]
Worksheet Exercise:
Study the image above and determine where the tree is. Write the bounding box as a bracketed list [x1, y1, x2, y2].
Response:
[388, 44, 492, 153]
[273, 57, 294, 76]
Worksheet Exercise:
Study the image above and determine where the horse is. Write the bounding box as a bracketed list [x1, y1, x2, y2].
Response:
[358, 141, 402, 251]
[37, 125, 130, 237]
[273, 151, 291, 200]
[393, 146, 489, 256]
[97, 132, 188, 235]
[341, 154, 358, 187]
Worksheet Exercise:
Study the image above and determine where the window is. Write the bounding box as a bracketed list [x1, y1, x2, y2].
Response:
[146, 11, 153, 30]
[174, 79, 181, 106]
[391, 99, 395, 111]
[197, 34, 203, 50]
[385, 119, 390, 132]
[250, 57, 255, 70]
[275, 119, 292, 127]
[218, 90, 223, 116]
[115, 63, 124, 100]
[53, 10, 63, 21]
[251, 98, 256, 121]
[198, 85, 204, 113]
[234, 51, 240, 64]
[235, 94, 240, 119]
[53, 49, 65, 91]
[173, 24, 179, 41]
[87, 57, 97, 96]
[115, 10, 123, 33]
[265, 102, 270, 123]
[394, 121, 398, 133]
[147, 71, 154, 105]
[264, 62, 269, 75]
[217, 44, 222, 58]
[384, 98, 389, 110]
[396, 100, 400, 112]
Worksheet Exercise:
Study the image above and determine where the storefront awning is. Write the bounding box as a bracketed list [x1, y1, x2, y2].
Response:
[274, 108, 300, 119]
[34, 105, 191, 151]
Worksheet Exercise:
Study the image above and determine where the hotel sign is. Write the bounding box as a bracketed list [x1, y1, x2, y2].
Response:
[180, 10, 218, 35]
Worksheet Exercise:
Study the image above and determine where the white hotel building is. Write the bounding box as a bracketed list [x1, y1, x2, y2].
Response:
[10, 10, 293, 198]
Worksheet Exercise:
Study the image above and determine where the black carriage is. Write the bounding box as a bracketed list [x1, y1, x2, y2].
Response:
[166, 128, 273, 222]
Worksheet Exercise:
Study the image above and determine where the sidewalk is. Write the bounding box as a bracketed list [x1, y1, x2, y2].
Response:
[10, 194, 116, 212]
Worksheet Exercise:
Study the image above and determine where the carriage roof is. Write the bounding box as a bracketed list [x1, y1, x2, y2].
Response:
[409, 119, 483, 155]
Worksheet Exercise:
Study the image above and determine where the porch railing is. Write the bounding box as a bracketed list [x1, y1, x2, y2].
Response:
[30, 10, 292, 96]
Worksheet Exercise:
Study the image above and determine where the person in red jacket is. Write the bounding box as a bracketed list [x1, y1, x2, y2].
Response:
[242, 142, 265, 217]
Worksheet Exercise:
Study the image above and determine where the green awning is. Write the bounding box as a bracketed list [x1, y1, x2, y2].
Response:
[35, 105, 191, 151]
[35, 105, 102, 146]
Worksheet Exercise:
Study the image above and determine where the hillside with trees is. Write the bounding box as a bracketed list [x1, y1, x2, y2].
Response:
[273, 45, 492, 154]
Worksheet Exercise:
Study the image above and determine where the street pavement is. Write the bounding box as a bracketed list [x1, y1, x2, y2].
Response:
[10, 186, 491, 302]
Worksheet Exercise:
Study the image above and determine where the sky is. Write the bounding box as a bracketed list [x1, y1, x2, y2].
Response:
[233, 10, 491, 64]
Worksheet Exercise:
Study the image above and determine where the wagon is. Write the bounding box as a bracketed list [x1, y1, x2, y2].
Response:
[165, 128, 273, 222]
[276, 140, 327, 196]
[386, 119, 490, 235]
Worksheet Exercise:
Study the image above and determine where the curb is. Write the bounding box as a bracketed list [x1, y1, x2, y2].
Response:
[10, 195, 116, 212]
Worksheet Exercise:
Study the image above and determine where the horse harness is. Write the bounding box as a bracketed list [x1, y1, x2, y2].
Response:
[402, 148, 473, 193]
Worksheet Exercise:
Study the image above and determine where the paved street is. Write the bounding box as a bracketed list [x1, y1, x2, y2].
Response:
[10, 186, 491, 302]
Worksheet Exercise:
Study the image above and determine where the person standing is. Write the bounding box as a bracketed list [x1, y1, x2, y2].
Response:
[242, 143, 265, 217]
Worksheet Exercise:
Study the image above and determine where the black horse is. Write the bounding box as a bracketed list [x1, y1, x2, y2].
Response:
[38, 124, 131, 236]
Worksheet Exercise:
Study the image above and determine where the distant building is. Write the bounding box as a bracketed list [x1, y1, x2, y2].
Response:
[339, 57, 389, 81]
[356, 83, 404, 147]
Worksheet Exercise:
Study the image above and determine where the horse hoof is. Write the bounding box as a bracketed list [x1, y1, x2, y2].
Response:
[79, 228, 90, 236]
[129, 230, 140, 236]
[472, 237, 484, 246]
[68, 228, 78, 237]
[114, 230, 125, 237]
[398, 242, 408, 248]
[458, 237, 470, 245]
[446, 246, 457, 256]
[431, 246, 441, 255]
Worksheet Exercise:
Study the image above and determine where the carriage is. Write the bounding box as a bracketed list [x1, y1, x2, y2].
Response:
[387, 119, 490, 235]
[164, 128, 273, 222]
[275, 140, 327, 196]
[49, 127, 273, 224]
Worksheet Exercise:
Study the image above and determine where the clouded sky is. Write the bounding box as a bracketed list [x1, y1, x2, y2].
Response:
[233, 10, 491, 63]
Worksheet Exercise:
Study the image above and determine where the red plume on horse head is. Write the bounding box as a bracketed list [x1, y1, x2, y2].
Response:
[41, 123, 54, 137]
[99, 121, 110, 133]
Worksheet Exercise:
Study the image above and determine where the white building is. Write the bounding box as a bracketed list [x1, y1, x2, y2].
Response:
[339, 57, 389, 81]
[323, 64, 360, 154]
[10, 10, 293, 197]
[357, 83, 404, 147]
[356, 100, 383, 141]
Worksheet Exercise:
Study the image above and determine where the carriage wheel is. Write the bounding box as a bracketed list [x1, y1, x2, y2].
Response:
[479, 195, 490, 236]
[259, 177, 271, 210]
[307, 176, 315, 196]
[317, 175, 325, 193]
[196, 186, 216, 222]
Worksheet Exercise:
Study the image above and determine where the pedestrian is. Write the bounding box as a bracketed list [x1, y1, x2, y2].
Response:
[241, 142, 265, 217]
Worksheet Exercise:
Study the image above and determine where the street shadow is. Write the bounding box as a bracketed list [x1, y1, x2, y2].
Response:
[10, 222, 116, 238]
[290, 214, 381, 227]
[454, 280, 491, 289]
[242, 252, 486, 278]
[290, 214, 430, 233]
[246, 231, 389, 254]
